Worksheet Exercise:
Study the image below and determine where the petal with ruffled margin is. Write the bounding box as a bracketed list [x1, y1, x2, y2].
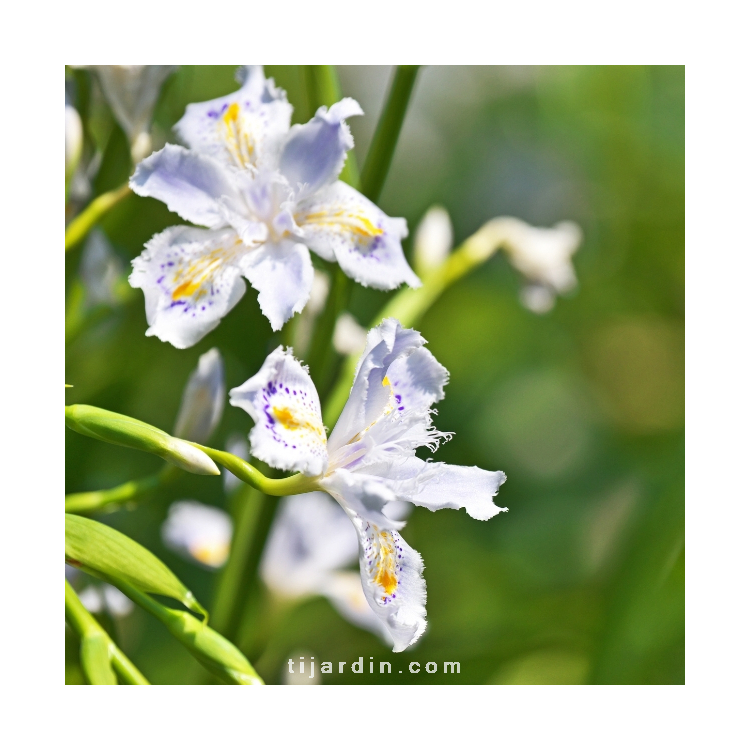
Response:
[296, 181, 420, 290]
[229, 347, 327, 476]
[355, 344, 451, 461]
[328, 319, 425, 454]
[373, 456, 508, 521]
[279, 99, 363, 200]
[349, 511, 426, 653]
[174, 66, 292, 171]
[129, 226, 250, 349]
[130, 144, 243, 228]
[240, 240, 314, 331]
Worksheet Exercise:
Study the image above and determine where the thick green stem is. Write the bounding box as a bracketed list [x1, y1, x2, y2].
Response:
[65, 580, 149, 685]
[360, 65, 420, 202]
[194, 445, 318, 496]
[65, 183, 131, 251]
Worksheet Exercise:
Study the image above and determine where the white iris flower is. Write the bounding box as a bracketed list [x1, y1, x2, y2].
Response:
[229, 318, 507, 652]
[129, 66, 420, 349]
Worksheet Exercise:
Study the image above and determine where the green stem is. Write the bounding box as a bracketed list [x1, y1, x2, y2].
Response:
[194, 445, 318, 496]
[304, 66, 422, 405]
[209, 484, 265, 639]
[306, 267, 353, 395]
[64, 468, 173, 514]
[360, 65, 421, 201]
[65, 183, 131, 252]
[65, 580, 149, 685]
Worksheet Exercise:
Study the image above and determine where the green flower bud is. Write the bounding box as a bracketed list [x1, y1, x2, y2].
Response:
[65, 404, 219, 475]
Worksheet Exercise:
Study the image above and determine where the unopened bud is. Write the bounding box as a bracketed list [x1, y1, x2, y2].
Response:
[65, 103, 83, 182]
[164, 437, 221, 475]
[414, 206, 453, 275]
[65, 404, 220, 475]
[173, 348, 225, 444]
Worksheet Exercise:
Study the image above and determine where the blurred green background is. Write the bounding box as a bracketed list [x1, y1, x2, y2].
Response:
[65, 65, 684, 685]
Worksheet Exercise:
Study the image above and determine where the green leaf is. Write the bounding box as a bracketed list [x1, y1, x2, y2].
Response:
[65, 514, 207, 621]
[114, 579, 263, 685]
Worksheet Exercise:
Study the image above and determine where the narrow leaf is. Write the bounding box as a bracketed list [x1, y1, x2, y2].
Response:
[65, 514, 207, 620]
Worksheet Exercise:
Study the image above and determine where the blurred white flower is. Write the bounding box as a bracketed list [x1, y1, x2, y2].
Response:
[88, 65, 178, 161]
[78, 584, 134, 618]
[333, 312, 367, 356]
[519, 284, 556, 314]
[261, 492, 393, 645]
[80, 229, 125, 306]
[161, 500, 232, 569]
[173, 348, 225, 444]
[414, 205, 453, 275]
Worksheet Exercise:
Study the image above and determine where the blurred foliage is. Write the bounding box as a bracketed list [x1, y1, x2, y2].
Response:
[65, 65, 684, 685]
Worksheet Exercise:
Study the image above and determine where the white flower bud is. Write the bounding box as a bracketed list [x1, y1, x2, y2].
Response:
[173, 348, 225, 445]
[414, 206, 453, 274]
[466, 216, 582, 313]
[89, 65, 177, 161]
[80, 229, 124, 306]
[65, 102, 83, 181]
[164, 437, 221, 475]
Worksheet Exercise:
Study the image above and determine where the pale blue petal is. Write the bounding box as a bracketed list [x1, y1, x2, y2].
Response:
[328, 319, 425, 453]
[130, 144, 241, 228]
[296, 181, 420, 290]
[279, 98, 363, 200]
[240, 240, 314, 331]
[174, 66, 292, 171]
[129, 226, 247, 349]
